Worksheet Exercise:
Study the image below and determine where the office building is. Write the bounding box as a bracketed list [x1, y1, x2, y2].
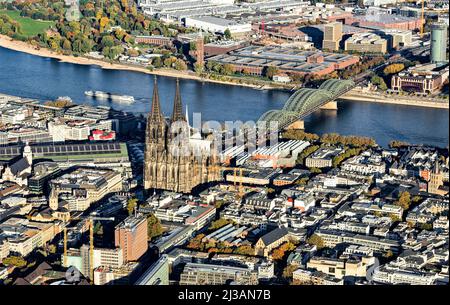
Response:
[179, 262, 259, 285]
[344, 33, 388, 54]
[115, 215, 148, 262]
[322, 22, 343, 51]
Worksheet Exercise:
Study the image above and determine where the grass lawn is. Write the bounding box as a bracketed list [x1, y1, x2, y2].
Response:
[0, 10, 55, 37]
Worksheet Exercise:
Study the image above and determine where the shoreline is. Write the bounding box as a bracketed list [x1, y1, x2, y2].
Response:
[0, 34, 283, 91]
[341, 90, 449, 109]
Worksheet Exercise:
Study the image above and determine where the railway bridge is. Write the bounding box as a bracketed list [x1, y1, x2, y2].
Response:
[257, 79, 356, 130]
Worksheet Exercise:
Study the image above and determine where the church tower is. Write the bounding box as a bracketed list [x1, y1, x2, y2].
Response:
[144, 76, 167, 190]
[49, 186, 59, 211]
[143, 77, 219, 194]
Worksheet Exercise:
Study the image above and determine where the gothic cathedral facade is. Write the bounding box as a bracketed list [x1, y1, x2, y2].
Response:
[143, 77, 220, 193]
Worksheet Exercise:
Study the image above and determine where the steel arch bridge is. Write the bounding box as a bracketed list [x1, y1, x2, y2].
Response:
[257, 79, 356, 129]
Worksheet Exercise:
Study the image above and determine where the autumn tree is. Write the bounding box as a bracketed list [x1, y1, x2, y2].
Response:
[208, 218, 232, 231]
[307, 234, 325, 250]
[147, 213, 163, 241]
[126, 198, 138, 216]
[264, 65, 279, 79]
[2, 256, 27, 268]
[396, 191, 411, 210]
[383, 63, 405, 76]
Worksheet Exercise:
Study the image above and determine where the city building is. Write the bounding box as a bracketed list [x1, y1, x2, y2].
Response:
[207, 45, 359, 77]
[344, 33, 387, 54]
[143, 78, 220, 193]
[255, 227, 292, 257]
[430, 22, 448, 64]
[179, 262, 259, 285]
[391, 64, 449, 94]
[185, 16, 252, 37]
[135, 255, 170, 285]
[114, 214, 148, 262]
[322, 22, 343, 51]
[345, 11, 422, 30]
[305, 147, 344, 168]
[50, 167, 123, 212]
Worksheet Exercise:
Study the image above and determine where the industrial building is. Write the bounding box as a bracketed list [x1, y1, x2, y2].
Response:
[184, 16, 252, 37]
[344, 33, 388, 54]
[207, 45, 359, 77]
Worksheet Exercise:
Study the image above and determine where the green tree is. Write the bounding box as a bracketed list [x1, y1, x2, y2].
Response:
[371, 75, 388, 91]
[220, 63, 234, 76]
[224, 28, 231, 39]
[147, 213, 163, 240]
[2, 256, 27, 268]
[127, 198, 138, 216]
[194, 62, 204, 75]
[152, 56, 162, 68]
[264, 65, 279, 79]
[208, 218, 232, 231]
[174, 58, 187, 71]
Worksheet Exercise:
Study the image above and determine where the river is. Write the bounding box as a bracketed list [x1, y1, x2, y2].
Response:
[0, 46, 448, 148]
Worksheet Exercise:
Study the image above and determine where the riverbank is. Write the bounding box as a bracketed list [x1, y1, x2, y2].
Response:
[0, 34, 285, 91]
[341, 89, 449, 109]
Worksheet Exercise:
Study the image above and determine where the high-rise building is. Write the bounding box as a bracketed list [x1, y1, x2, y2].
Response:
[114, 215, 148, 262]
[322, 22, 343, 51]
[430, 22, 448, 64]
[143, 77, 220, 193]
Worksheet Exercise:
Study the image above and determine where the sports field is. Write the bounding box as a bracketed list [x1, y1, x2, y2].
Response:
[0, 10, 55, 37]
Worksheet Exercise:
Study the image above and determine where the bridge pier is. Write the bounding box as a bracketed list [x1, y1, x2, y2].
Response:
[286, 120, 304, 130]
[320, 101, 338, 110]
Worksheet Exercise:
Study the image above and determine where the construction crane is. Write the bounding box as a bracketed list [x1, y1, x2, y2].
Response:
[205, 165, 245, 199]
[420, 0, 425, 38]
[63, 215, 115, 284]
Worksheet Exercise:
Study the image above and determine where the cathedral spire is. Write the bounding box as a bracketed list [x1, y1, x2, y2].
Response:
[171, 79, 185, 123]
[150, 76, 163, 121]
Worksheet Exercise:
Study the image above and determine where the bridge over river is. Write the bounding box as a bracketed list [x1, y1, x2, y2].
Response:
[257, 79, 357, 130]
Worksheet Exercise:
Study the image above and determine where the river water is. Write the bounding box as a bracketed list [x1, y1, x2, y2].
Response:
[0, 47, 448, 148]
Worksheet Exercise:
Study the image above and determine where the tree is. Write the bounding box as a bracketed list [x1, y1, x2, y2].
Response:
[174, 58, 187, 71]
[396, 191, 411, 210]
[383, 63, 405, 76]
[147, 213, 163, 240]
[152, 56, 162, 68]
[389, 140, 409, 148]
[233, 245, 254, 256]
[282, 264, 298, 280]
[309, 167, 322, 174]
[384, 250, 394, 258]
[224, 28, 231, 39]
[296, 145, 319, 165]
[371, 75, 388, 91]
[282, 130, 319, 142]
[307, 234, 324, 249]
[126, 198, 138, 216]
[220, 63, 234, 76]
[2, 256, 27, 268]
[101, 35, 115, 48]
[264, 66, 279, 79]
[208, 218, 232, 231]
[194, 62, 204, 75]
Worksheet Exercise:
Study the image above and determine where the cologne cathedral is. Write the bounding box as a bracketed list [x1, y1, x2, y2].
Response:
[143, 77, 220, 193]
